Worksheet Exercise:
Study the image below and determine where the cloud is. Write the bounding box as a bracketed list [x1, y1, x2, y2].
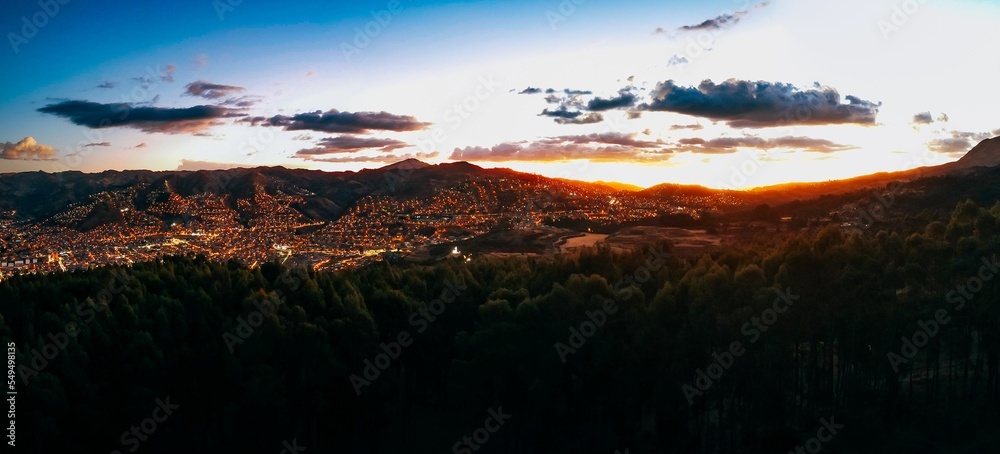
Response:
[927, 130, 994, 154]
[1, 137, 57, 160]
[38, 100, 242, 134]
[544, 132, 662, 148]
[554, 113, 604, 125]
[184, 80, 245, 100]
[291, 134, 314, 141]
[294, 136, 410, 156]
[679, 12, 742, 31]
[194, 54, 208, 68]
[134, 143, 147, 148]
[674, 135, 856, 154]
[911, 111, 949, 127]
[518, 87, 544, 94]
[299, 152, 439, 164]
[653, 27, 667, 35]
[161, 65, 176, 82]
[450, 139, 670, 163]
[540, 106, 583, 119]
[586, 89, 638, 111]
[670, 123, 705, 131]
[643, 79, 880, 128]
[97, 81, 116, 89]
[677, 0, 770, 32]
[83, 142, 111, 147]
[245, 109, 430, 133]
[667, 55, 689, 67]
[564, 89, 593, 96]
[911, 112, 934, 125]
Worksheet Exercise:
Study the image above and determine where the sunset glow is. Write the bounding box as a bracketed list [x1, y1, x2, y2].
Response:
[2, 0, 998, 188]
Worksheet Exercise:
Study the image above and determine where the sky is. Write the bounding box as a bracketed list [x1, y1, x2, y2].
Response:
[2, 0, 999, 189]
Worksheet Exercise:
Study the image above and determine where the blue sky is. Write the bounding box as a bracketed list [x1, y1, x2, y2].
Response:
[2, 0, 999, 187]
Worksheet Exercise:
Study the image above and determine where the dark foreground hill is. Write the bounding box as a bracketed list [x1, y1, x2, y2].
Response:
[2, 197, 1000, 453]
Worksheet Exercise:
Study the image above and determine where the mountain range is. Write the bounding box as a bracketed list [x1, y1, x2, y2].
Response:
[1, 137, 999, 232]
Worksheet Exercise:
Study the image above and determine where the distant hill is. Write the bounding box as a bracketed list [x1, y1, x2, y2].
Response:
[592, 180, 644, 192]
[940, 136, 1000, 171]
[2, 137, 999, 230]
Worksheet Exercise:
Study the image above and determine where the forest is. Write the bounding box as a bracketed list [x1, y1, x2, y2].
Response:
[2, 200, 999, 453]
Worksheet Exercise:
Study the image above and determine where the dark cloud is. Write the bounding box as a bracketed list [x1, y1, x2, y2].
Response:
[518, 87, 544, 95]
[1, 137, 57, 160]
[675, 136, 856, 154]
[587, 89, 638, 111]
[911, 112, 934, 125]
[544, 94, 561, 104]
[246, 109, 430, 133]
[927, 130, 994, 154]
[911, 111, 949, 126]
[291, 133, 314, 141]
[554, 113, 604, 125]
[627, 111, 643, 119]
[679, 12, 742, 31]
[540, 106, 582, 120]
[294, 136, 410, 156]
[670, 123, 705, 131]
[83, 142, 111, 147]
[676, 0, 771, 32]
[185, 81, 245, 100]
[97, 81, 116, 89]
[545, 88, 556, 94]
[643, 79, 880, 128]
[564, 89, 593, 96]
[38, 100, 242, 134]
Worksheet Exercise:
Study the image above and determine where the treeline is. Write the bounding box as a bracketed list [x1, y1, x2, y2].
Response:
[2, 200, 1000, 453]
